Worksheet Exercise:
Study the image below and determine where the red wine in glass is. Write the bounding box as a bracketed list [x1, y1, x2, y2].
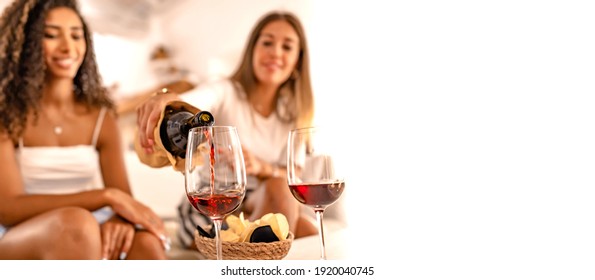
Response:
[185, 126, 247, 260]
[187, 191, 243, 218]
[288, 181, 345, 209]
[287, 126, 345, 260]
[186, 132, 243, 219]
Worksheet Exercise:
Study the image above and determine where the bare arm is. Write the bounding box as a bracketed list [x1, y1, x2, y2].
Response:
[97, 110, 133, 195]
[116, 79, 195, 115]
[96, 110, 165, 238]
[242, 147, 286, 180]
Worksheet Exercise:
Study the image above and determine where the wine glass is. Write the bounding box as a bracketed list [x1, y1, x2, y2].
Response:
[287, 126, 345, 260]
[185, 126, 246, 260]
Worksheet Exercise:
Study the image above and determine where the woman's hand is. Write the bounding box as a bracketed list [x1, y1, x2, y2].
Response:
[136, 91, 180, 153]
[104, 188, 167, 248]
[242, 147, 280, 179]
[100, 216, 135, 260]
[242, 147, 265, 177]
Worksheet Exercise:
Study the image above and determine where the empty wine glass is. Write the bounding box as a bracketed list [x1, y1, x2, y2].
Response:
[185, 126, 246, 260]
[287, 126, 345, 260]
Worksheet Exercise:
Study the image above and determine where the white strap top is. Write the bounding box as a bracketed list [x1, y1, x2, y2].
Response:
[16, 107, 107, 195]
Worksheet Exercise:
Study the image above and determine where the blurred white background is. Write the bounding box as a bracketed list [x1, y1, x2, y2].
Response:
[1, 0, 594, 277]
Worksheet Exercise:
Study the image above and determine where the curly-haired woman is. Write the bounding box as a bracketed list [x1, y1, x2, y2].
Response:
[0, 0, 168, 259]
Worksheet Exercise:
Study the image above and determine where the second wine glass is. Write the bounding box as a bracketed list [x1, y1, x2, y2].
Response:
[287, 126, 345, 260]
[185, 126, 247, 260]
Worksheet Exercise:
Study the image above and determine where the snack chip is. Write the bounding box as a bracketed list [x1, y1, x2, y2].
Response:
[222, 212, 290, 242]
[225, 214, 246, 235]
[219, 229, 240, 242]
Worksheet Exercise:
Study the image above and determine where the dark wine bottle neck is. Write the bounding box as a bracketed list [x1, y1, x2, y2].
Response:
[186, 111, 214, 129]
[159, 109, 214, 159]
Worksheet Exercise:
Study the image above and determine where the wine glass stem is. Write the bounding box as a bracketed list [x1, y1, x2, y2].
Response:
[315, 209, 326, 260]
[213, 218, 223, 260]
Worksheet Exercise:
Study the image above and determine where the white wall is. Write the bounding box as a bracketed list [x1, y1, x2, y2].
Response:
[92, 32, 161, 98]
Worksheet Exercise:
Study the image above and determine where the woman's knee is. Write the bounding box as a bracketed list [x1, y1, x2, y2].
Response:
[45, 207, 101, 246]
[0, 207, 101, 259]
[128, 231, 166, 260]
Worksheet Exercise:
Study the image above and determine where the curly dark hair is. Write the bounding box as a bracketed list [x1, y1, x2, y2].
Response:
[0, 0, 113, 141]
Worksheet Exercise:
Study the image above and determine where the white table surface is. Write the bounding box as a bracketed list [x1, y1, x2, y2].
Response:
[284, 228, 349, 260]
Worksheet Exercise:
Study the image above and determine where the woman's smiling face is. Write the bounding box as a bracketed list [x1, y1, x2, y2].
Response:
[42, 7, 86, 80]
[252, 19, 300, 87]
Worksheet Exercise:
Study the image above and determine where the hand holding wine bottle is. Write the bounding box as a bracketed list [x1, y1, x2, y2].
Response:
[159, 106, 213, 158]
[136, 88, 182, 153]
[134, 88, 214, 171]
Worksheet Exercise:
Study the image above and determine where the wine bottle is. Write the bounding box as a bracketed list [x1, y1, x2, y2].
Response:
[159, 106, 214, 158]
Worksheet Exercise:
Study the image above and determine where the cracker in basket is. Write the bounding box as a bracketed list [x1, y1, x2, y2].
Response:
[219, 229, 240, 242]
[225, 213, 247, 235]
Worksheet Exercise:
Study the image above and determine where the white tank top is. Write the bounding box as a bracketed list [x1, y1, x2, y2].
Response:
[16, 107, 107, 194]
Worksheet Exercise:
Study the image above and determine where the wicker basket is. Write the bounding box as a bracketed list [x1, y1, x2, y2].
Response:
[194, 229, 293, 260]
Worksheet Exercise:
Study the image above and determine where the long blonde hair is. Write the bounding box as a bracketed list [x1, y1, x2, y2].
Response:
[230, 11, 314, 129]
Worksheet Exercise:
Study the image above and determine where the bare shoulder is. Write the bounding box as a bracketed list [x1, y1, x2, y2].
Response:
[96, 107, 122, 148]
[0, 132, 13, 143]
[0, 132, 17, 158]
